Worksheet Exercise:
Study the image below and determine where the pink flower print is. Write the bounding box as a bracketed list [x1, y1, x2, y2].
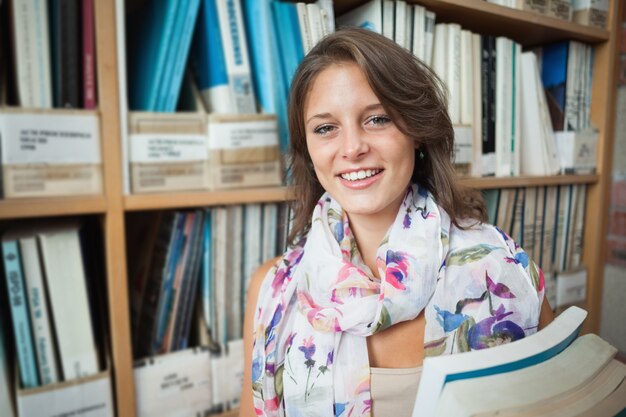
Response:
[384, 250, 411, 291]
[263, 397, 279, 412]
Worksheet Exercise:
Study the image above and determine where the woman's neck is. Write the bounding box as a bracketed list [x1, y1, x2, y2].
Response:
[348, 213, 395, 278]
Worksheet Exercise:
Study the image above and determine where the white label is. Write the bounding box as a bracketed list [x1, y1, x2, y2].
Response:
[130, 134, 207, 163]
[556, 269, 587, 307]
[572, 0, 608, 11]
[18, 375, 113, 417]
[208, 120, 278, 150]
[453, 125, 473, 164]
[0, 113, 101, 164]
[134, 349, 212, 417]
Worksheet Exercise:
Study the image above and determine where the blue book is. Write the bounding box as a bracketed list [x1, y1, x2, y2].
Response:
[1, 239, 39, 388]
[127, 0, 179, 111]
[412, 306, 588, 417]
[190, 0, 232, 113]
[152, 212, 188, 353]
[201, 210, 213, 341]
[157, 0, 201, 111]
[272, 1, 305, 89]
[243, 0, 289, 151]
[541, 41, 569, 131]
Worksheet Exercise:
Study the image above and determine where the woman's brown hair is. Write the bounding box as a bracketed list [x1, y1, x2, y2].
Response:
[287, 27, 486, 245]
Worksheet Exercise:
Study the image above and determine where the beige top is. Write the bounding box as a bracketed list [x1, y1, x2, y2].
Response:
[370, 366, 423, 417]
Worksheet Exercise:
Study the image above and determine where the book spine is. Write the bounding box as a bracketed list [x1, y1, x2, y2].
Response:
[191, 0, 233, 113]
[2, 239, 39, 388]
[82, 0, 97, 109]
[216, 0, 257, 114]
[51, 0, 82, 108]
[19, 236, 59, 385]
[0, 314, 16, 417]
[38, 226, 99, 380]
[162, 0, 201, 111]
[177, 211, 206, 349]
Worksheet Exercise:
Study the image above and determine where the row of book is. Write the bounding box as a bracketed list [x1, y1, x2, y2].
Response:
[1, 0, 98, 109]
[0, 220, 114, 417]
[483, 184, 587, 309]
[338, 0, 596, 178]
[490, 0, 609, 29]
[127, 202, 290, 359]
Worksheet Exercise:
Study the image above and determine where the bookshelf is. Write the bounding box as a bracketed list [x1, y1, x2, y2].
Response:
[0, 1, 621, 416]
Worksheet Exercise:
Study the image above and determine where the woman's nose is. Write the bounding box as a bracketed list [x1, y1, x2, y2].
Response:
[341, 127, 369, 160]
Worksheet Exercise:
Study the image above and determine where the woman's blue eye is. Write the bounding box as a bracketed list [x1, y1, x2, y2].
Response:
[368, 115, 391, 126]
[314, 125, 335, 135]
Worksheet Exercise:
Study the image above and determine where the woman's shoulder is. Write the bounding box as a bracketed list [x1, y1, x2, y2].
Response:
[247, 256, 282, 300]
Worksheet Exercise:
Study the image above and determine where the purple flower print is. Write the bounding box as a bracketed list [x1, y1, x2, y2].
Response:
[468, 304, 525, 349]
[299, 336, 316, 368]
[403, 210, 412, 229]
[486, 274, 516, 299]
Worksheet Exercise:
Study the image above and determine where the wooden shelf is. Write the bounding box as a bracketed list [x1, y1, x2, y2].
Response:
[124, 187, 294, 211]
[461, 174, 600, 189]
[335, 0, 609, 46]
[0, 196, 108, 219]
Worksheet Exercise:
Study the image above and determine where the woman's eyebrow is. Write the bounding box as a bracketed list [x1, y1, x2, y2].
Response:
[306, 103, 384, 125]
[306, 112, 333, 125]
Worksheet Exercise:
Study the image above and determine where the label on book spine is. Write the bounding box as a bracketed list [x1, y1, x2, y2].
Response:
[130, 134, 208, 163]
[0, 113, 100, 164]
[208, 120, 278, 150]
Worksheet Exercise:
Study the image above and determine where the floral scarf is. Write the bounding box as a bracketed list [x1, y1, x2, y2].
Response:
[251, 184, 544, 416]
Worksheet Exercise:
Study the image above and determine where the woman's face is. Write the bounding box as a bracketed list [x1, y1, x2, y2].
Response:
[304, 62, 416, 227]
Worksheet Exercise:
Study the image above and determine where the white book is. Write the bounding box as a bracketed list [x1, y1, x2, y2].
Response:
[446, 24, 462, 125]
[262, 203, 278, 262]
[431, 24, 447, 83]
[433, 334, 617, 417]
[212, 207, 228, 345]
[336, 0, 382, 33]
[242, 204, 263, 308]
[520, 52, 552, 175]
[570, 185, 586, 268]
[115, 0, 131, 194]
[412, 306, 588, 417]
[38, 223, 99, 380]
[460, 29, 474, 125]
[394, 0, 407, 49]
[215, 0, 256, 114]
[227, 205, 243, 340]
[382, 0, 395, 41]
[19, 235, 59, 385]
[471, 33, 483, 177]
[511, 41, 522, 177]
[424, 10, 436, 67]
[306, 3, 323, 46]
[10, 0, 52, 107]
[533, 186, 545, 264]
[411, 5, 426, 61]
[315, 0, 335, 33]
[296, 3, 313, 54]
[495, 37, 513, 177]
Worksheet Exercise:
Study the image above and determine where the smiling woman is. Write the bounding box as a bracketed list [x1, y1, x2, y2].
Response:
[240, 28, 553, 417]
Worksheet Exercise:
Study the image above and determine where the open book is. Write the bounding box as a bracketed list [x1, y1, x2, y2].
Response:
[411, 306, 626, 417]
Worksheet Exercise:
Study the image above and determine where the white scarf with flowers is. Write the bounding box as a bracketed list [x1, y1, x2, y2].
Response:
[251, 184, 544, 416]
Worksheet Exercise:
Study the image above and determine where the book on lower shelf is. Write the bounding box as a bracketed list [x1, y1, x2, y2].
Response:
[412, 306, 626, 417]
[1, 220, 114, 417]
